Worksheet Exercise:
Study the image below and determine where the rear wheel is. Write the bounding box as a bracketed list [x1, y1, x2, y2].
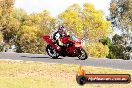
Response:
[46, 44, 59, 59]
[76, 48, 88, 60]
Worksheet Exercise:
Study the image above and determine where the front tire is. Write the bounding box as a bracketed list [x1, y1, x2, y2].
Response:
[76, 48, 88, 60]
[46, 44, 59, 59]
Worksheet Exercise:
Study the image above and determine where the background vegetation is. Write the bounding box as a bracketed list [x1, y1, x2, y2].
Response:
[107, 0, 132, 60]
[0, 0, 131, 59]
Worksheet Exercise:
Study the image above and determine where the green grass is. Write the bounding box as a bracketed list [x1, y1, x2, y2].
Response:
[0, 60, 131, 88]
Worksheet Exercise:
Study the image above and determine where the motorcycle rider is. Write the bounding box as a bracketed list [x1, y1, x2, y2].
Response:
[53, 26, 69, 56]
[53, 25, 67, 46]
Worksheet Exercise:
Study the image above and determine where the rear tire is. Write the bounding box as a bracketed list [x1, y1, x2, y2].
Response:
[76, 48, 88, 60]
[46, 44, 59, 59]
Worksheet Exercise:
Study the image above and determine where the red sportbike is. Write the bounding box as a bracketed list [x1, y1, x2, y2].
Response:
[43, 35, 88, 60]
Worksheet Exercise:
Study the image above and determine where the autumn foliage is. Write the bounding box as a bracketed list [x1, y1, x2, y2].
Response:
[59, 3, 111, 42]
[87, 43, 109, 58]
[0, 1, 111, 57]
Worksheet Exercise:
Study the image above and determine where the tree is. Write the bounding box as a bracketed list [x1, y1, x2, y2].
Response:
[82, 3, 111, 42]
[16, 25, 43, 53]
[15, 10, 56, 53]
[12, 8, 28, 26]
[0, 0, 14, 26]
[109, 0, 132, 46]
[58, 3, 111, 42]
[0, 0, 17, 46]
[39, 10, 56, 34]
[58, 4, 83, 38]
[108, 0, 132, 59]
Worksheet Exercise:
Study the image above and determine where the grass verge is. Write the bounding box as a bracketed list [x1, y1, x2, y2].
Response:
[0, 59, 131, 88]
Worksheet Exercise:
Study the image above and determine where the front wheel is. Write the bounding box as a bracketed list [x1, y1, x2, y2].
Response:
[76, 48, 88, 60]
[46, 44, 59, 59]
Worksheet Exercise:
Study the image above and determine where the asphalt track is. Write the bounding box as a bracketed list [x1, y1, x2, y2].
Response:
[0, 52, 132, 70]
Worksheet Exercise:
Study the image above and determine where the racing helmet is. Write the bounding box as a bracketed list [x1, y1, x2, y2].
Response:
[58, 25, 65, 31]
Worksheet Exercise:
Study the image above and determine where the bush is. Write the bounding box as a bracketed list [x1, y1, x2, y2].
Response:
[100, 37, 112, 46]
[107, 45, 131, 60]
[123, 52, 130, 60]
[106, 34, 131, 60]
[15, 25, 47, 54]
[112, 34, 124, 45]
[126, 46, 132, 52]
[87, 43, 109, 58]
[107, 44, 125, 59]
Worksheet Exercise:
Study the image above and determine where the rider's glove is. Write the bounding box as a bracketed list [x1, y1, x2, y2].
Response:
[58, 40, 63, 46]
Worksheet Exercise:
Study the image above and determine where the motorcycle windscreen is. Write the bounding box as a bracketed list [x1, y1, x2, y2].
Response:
[70, 35, 80, 42]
